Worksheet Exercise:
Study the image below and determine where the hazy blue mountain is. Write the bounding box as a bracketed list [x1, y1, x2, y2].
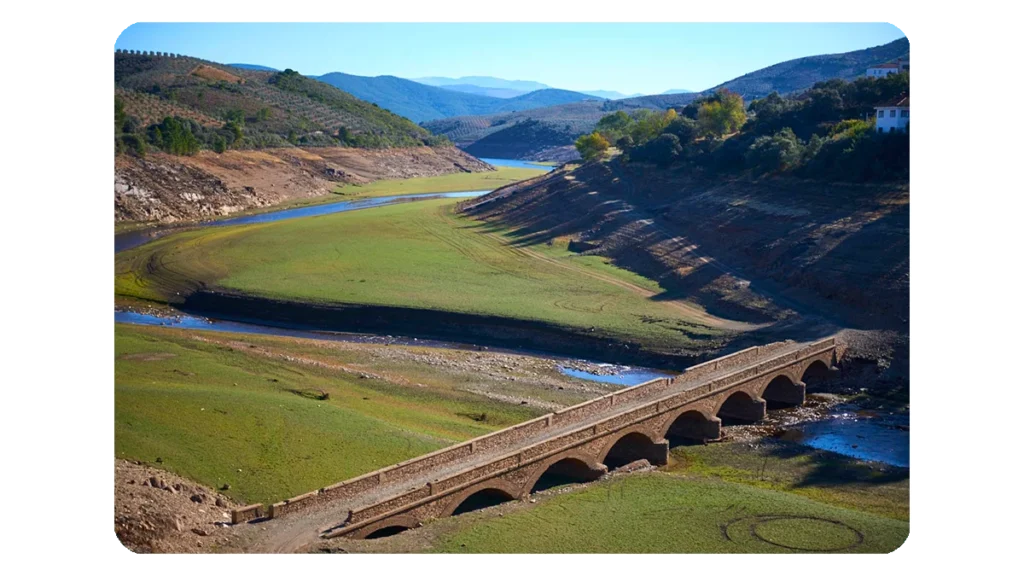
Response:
[413, 76, 550, 92]
[438, 84, 530, 99]
[315, 72, 599, 123]
[661, 88, 694, 95]
[581, 90, 645, 100]
[228, 63, 279, 72]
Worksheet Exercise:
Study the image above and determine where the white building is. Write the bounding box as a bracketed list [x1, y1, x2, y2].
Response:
[875, 95, 909, 133]
[867, 58, 909, 77]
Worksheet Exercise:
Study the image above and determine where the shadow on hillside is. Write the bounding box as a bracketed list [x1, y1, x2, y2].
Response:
[464, 160, 909, 337]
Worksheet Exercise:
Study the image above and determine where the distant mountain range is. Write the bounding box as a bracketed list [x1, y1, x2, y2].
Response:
[314, 72, 602, 123]
[228, 63, 279, 72]
[413, 76, 551, 92]
[424, 37, 909, 160]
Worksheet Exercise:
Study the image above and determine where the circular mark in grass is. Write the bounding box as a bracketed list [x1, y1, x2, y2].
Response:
[722, 515, 863, 552]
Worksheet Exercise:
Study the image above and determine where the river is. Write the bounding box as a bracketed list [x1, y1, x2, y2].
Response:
[114, 164, 907, 467]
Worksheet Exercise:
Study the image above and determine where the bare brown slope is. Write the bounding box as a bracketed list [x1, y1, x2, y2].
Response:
[115, 146, 491, 224]
[463, 159, 908, 334]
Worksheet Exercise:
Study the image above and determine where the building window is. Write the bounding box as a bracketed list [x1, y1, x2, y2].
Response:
[889, 127, 895, 133]
[901, 109, 909, 118]
[877, 110, 884, 118]
[890, 110, 896, 117]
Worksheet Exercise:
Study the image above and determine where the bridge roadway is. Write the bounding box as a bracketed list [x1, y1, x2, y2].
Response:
[235, 337, 836, 551]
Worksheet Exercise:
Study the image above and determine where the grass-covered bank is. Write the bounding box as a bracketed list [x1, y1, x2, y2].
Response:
[115, 324, 598, 505]
[428, 472, 907, 553]
[115, 198, 731, 359]
[333, 166, 545, 198]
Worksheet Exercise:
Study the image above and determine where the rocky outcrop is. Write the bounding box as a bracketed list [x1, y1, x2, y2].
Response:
[115, 146, 491, 224]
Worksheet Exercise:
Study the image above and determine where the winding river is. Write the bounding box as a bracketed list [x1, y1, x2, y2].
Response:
[114, 158, 907, 467]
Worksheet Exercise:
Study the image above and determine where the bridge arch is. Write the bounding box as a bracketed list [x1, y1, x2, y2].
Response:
[801, 359, 831, 389]
[716, 390, 767, 423]
[662, 409, 721, 445]
[442, 479, 519, 517]
[598, 428, 668, 469]
[760, 374, 806, 408]
[361, 515, 418, 539]
[524, 452, 606, 495]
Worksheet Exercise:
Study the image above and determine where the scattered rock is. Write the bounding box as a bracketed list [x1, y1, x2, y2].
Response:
[190, 494, 205, 504]
[615, 459, 652, 474]
[191, 527, 210, 537]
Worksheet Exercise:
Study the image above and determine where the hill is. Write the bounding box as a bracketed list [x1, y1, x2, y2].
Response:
[707, 37, 909, 99]
[424, 95, 697, 161]
[114, 51, 492, 224]
[115, 52, 443, 150]
[314, 72, 600, 122]
[424, 38, 908, 159]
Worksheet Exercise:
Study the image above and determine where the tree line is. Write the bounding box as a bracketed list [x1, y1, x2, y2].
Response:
[575, 73, 909, 182]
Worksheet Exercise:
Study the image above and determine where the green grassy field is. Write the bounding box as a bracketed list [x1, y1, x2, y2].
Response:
[115, 324, 560, 505]
[115, 198, 727, 354]
[334, 167, 546, 198]
[667, 442, 910, 521]
[429, 473, 908, 553]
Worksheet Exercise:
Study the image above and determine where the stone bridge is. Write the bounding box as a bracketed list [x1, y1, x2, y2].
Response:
[233, 337, 837, 545]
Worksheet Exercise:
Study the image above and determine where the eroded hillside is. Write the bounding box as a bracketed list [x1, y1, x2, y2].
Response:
[464, 159, 909, 333]
[116, 146, 490, 223]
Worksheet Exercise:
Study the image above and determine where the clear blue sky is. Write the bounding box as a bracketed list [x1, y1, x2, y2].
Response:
[116, 23, 905, 95]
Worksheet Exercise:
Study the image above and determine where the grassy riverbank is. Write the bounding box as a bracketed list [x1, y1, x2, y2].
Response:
[115, 324, 609, 505]
[334, 166, 546, 198]
[428, 472, 908, 553]
[115, 198, 733, 358]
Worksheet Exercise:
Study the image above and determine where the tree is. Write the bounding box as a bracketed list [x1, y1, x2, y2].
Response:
[213, 136, 227, 154]
[664, 116, 699, 146]
[123, 116, 142, 134]
[574, 131, 610, 161]
[595, 111, 634, 141]
[115, 96, 126, 135]
[697, 90, 746, 138]
[642, 133, 682, 166]
[746, 128, 804, 174]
